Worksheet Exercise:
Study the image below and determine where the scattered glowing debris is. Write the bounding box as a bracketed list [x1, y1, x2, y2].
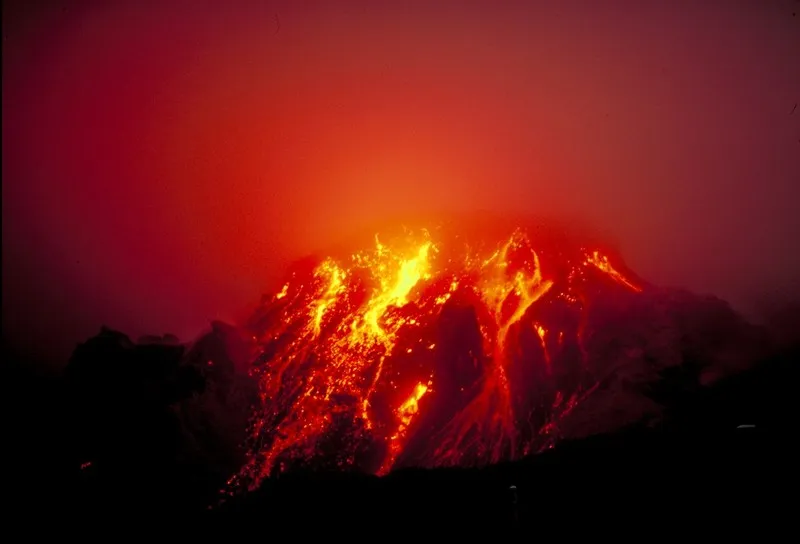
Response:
[275, 283, 289, 299]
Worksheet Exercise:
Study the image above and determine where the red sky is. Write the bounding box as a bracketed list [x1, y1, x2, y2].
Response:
[3, 0, 799, 364]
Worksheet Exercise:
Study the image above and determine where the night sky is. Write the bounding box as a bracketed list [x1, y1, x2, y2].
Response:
[3, 0, 799, 365]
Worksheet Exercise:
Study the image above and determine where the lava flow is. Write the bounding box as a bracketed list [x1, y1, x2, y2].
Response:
[227, 222, 644, 493]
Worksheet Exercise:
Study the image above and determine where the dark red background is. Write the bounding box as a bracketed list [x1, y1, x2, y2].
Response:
[3, 0, 799, 365]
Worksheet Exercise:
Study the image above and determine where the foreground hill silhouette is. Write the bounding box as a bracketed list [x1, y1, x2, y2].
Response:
[5, 328, 796, 528]
[4, 218, 798, 528]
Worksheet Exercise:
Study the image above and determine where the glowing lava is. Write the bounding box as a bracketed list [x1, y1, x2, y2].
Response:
[226, 223, 643, 494]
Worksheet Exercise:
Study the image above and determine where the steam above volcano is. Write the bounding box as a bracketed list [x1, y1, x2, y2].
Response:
[224, 219, 765, 495]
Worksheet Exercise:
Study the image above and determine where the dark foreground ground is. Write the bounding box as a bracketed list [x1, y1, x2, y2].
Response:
[216, 426, 794, 530]
[4, 342, 798, 532]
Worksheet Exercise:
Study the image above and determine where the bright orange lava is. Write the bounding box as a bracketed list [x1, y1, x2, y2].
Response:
[226, 223, 643, 493]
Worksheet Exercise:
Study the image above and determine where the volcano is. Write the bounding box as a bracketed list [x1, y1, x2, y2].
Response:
[224, 218, 766, 495]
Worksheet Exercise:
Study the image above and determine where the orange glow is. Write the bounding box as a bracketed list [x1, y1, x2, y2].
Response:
[379, 381, 430, 475]
[586, 251, 643, 292]
[535, 323, 550, 371]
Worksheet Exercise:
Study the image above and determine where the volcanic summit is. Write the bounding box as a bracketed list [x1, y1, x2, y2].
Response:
[224, 219, 765, 495]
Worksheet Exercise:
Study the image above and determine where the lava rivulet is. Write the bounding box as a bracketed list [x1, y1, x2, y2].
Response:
[226, 224, 643, 493]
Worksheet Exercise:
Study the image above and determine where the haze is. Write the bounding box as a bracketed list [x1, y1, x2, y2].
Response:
[3, 0, 799, 365]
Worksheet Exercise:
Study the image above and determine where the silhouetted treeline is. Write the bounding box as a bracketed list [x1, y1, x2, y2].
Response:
[3, 322, 258, 519]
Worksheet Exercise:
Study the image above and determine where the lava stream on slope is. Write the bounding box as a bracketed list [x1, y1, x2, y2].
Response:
[226, 223, 643, 493]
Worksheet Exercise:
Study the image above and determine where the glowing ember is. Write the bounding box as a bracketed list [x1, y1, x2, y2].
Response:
[226, 223, 643, 494]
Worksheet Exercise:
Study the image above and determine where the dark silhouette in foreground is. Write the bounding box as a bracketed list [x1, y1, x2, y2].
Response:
[3, 302, 798, 528]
